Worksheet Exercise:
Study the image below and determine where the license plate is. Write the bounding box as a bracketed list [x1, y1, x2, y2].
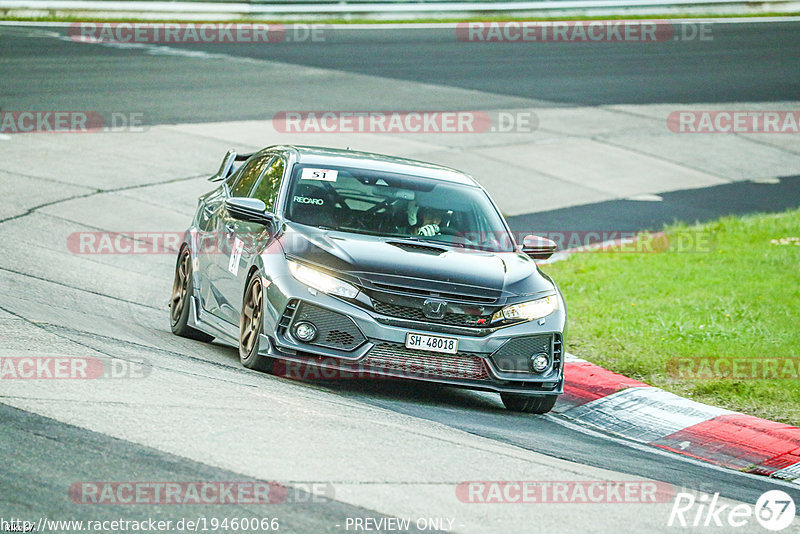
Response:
[405, 333, 458, 354]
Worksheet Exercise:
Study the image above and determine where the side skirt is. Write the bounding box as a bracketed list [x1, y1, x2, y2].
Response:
[186, 295, 239, 346]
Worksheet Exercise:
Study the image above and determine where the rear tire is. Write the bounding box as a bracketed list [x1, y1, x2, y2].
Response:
[170, 248, 214, 343]
[239, 274, 274, 373]
[500, 393, 558, 414]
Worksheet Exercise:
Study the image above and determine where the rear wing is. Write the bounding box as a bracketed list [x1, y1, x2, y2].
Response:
[208, 149, 256, 182]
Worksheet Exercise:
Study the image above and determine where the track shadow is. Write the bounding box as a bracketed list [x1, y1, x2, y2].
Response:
[294, 375, 504, 412]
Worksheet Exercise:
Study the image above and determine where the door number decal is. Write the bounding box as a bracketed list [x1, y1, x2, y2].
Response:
[228, 237, 244, 276]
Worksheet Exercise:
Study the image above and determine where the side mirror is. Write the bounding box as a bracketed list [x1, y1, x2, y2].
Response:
[209, 149, 237, 182]
[225, 197, 274, 226]
[521, 234, 557, 260]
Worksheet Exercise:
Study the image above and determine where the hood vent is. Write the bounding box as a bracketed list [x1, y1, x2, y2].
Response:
[387, 241, 446, 255]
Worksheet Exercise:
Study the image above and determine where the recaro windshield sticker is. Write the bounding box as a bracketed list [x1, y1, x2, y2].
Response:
[300, 168, 338, 182]
[294, 196, 324, 205]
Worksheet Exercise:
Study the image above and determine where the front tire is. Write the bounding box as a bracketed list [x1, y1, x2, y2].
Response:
[170, 248, 214, 342]
[239, 274, 273, 373]
[500, 393, 558, 414]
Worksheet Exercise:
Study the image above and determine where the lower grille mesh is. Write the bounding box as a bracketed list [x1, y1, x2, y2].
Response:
[491, 334, 552, 373]
[361, 343, 489, 380]
[292, 302, 365, 351]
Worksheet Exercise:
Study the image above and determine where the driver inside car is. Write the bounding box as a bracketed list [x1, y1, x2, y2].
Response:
[416, 207, 444, 237]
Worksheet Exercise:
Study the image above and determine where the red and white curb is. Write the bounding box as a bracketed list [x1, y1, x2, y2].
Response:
[556, 353, 800, 484]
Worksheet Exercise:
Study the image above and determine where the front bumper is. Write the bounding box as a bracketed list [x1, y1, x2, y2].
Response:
[261, 275, 566, 395]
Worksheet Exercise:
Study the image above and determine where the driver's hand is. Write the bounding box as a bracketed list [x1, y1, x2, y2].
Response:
[418, 224, 440, 237]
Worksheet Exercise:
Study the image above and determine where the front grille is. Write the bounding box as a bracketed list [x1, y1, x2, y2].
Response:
[370, 281, 498, 304]
[360, 343, 489, 380]
[372, 301, 493, 328]
[291, 302, 365, 351]
[491, 334, 553, 373]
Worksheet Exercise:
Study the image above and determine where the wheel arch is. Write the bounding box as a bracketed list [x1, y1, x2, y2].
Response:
[241, 264, 266, 310]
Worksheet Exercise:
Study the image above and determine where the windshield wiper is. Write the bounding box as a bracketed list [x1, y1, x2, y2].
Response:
[397, 235, 467, 248]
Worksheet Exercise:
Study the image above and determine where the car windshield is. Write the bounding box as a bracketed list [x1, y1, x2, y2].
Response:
[284, 164, 515, 252]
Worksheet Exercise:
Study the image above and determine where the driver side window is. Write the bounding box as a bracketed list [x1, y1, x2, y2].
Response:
[230, 155, 270, 197]
[251, 157, 285, 212]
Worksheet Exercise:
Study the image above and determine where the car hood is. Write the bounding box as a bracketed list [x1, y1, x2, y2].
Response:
[279, 223, 554, 300]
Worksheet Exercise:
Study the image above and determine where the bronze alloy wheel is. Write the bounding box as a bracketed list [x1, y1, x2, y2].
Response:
[239, 275, 273, 372]
[170, 251, 191, 326]
[240, 277, 262, 355]
[169, 248, 214, 342]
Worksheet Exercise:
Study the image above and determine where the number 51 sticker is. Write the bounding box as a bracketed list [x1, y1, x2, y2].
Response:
[301, 168, 338, 182]
[228, 237, 244, 276]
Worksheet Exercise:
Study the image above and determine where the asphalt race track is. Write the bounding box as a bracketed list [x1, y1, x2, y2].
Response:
[1, 20, 799, 533]
[3, 22, 800, 122]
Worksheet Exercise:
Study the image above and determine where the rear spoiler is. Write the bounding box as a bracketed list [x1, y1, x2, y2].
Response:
[208, 150, 256, 182]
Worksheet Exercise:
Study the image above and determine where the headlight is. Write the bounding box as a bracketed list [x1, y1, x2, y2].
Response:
[287, 260, 359, 299]
[492, 295, 558, 322]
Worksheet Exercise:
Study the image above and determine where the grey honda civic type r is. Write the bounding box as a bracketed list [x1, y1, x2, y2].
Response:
[170, 145, 566, 413]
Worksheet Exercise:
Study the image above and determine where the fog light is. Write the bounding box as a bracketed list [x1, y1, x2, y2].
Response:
[530, 353, 550, 373]
[293, 321, 317, 342]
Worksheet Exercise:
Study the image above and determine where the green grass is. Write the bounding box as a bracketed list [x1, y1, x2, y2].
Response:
[2, 12, 799, 24]
[543, 208, 800, 426]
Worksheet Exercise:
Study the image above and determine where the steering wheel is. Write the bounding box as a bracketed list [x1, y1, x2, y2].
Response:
[364, 197, 395, 217]
[346, 213, 370, 230]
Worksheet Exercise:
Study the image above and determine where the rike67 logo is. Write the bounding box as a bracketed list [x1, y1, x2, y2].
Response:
[669, 490, 796, 531]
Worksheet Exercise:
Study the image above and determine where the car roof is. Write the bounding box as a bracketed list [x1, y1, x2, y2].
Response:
[265, 145, 479, 187]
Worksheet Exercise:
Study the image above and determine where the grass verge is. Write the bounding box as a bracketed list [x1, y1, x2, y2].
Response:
[543, 208, 800, 426]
